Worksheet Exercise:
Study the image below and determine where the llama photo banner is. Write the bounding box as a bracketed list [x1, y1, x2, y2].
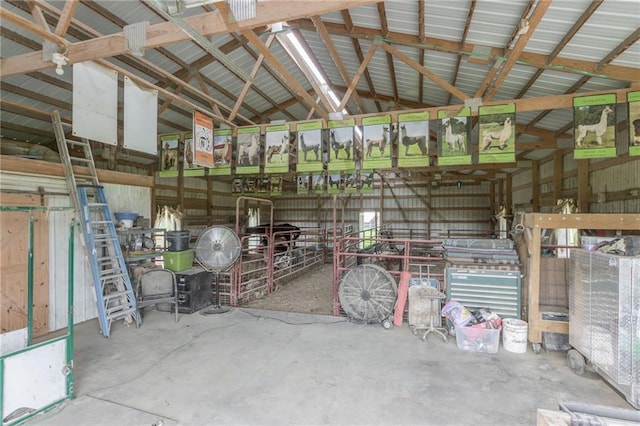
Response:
[264, 124, 290, 174]
[359, 171, 375, 194]
[397, 111, 429, 168]
[193, 111, 214, 168]
[296, 120, 324, 173]
[628, 91, 640, 157]
[311, 172, 326, 194]
[183, 132, 205, 177]
[209, 129, 232, 176]
[478, 103, 516, 164]
[327, 119, 356, 172]
[270, 176, 283, 196]
[437, 108, 471, 166]
[327, 173, 342, 194]
[573, 94, 616, 159]
[362, 115, 392, 170]
[297, 174, 311, 195]
[236, 126, 261, 175]
[159, 133, 179, 177]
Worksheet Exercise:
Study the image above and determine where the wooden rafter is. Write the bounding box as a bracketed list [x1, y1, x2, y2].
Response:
[276, 30, 336, 113]
[338, 43, 378, 112]
[241, 29, 328, 120]
[446, 0, 475, 106]
[484, 0, 551, 102]
[1, 0, 382, 77]
[341, 9, 382, 112]
[289, 18, 638, 82]
[515, 0, 601, 100]
[417, 0, 425, 107]
[310, 16, 365, 114]
[377, 2, 398, 102]
[229, 34, 275, 121]
[381, 41, 471, 102]
[53, 0, 78, 36]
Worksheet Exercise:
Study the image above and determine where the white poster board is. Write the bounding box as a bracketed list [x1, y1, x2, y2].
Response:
[124, 76, 158, 155]
[72, 61, 118, 145]
[2, 339, 68, 422]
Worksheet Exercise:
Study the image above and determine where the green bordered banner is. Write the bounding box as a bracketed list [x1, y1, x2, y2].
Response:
[270, 176, 283, 196]
[437, 108, 472, 166]
[183, 133, 206, 177]
[210, 129, 232, 176]
[311, 172, 326, 194]
[328, 119, 355, 172]
[478, 103, 516, 164]
[236, 126, 261, 175]
[327, 173, 342, 194]
[362, 115, 392, 170]
[159, 134, 180, 177]
[359, 170, 375, 194]
[573, 94, 616, 159]
[398, 111, 430, 168]
[296, 120, 324, 173]
[265, 124, 290, 174]
[628, 91, 640, 157]
[297, 174, 310, 195]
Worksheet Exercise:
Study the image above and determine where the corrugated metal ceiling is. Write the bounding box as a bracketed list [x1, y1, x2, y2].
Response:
[0, 0, 638, 178]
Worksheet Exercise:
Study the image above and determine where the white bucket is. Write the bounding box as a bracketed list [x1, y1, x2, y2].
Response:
[502, 319, 528, 353]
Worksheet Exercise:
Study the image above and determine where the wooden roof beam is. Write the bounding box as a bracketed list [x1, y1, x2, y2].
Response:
[241, 29, 328, 120]
[446, 0, 475, 105]
[1, 0, 382, 77]
[338, 43, 378, 111]
[515, 0, 601, 100]
[377, 2, 398, 102]
[342, 9, 382, 112]
[311, 16, 365, 114]
[381, 41, 471, 102]
[290, 18, 638, 82]
[417, 0, 425, 107]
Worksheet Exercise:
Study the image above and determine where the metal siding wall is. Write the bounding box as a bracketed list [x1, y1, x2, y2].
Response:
[590, 160, 640, 213]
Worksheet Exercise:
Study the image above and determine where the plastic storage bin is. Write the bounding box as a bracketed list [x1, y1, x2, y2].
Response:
[455, 325, 501, 353]
[163, 249, 195, 272]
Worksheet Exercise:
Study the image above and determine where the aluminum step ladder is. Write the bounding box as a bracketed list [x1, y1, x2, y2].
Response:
[52, 110, 139, 337]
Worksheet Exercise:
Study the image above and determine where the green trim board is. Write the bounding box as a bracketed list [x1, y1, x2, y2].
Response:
[573, 94, 616, 159]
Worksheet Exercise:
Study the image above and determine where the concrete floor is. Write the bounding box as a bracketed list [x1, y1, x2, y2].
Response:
[29, 308, 633, 426]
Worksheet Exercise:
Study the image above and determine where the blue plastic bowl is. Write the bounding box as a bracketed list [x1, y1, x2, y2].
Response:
[114, 212, 138, 221]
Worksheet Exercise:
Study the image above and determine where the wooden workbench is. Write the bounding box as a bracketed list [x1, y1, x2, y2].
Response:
[523, 213, 640, 352]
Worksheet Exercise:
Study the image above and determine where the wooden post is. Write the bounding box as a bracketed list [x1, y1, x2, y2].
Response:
[577, 159, 590, 212]
[531, 160, 539, 212]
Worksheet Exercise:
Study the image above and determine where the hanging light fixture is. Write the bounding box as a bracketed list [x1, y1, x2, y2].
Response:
[52, 52, 68, 76]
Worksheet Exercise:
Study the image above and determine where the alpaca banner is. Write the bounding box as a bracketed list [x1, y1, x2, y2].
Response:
[362, 115, 392, 170]
[193, 110, 214, 168]
[296, 120, 324, 173]
[628, 91, 640, 157]
[159, 133, 179, 177]
[265, 124, 290, 174]
[437, 108, 471, 166]
[209, 129, 232, 176]
[397, 111, 429, 168]
[236, 126, 261, 175]
[327, 119, 356, 173]
[478, 103, 516, 164]
[311, 172, 326, 194]
[183, 132, 205, 177]
[573, 94, 616, 159]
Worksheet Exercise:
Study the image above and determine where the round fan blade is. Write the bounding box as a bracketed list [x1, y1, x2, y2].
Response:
[194, 226, 242, 271]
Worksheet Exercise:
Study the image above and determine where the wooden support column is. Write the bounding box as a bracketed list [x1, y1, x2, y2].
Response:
[207, 174, 213, 226]
[553, 150, 563, 201]
[531, 160, 540, 212]
[577, 159, 590, 212]
[489, 182, 496, 215]
[505, 174, 512, 214]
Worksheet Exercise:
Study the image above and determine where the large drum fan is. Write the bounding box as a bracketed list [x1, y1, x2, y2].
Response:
[194, 226, 242, 315]
[338, 264, 398, 324]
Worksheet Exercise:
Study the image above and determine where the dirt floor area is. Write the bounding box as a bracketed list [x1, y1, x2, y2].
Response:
[243, 263, 335, 315]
